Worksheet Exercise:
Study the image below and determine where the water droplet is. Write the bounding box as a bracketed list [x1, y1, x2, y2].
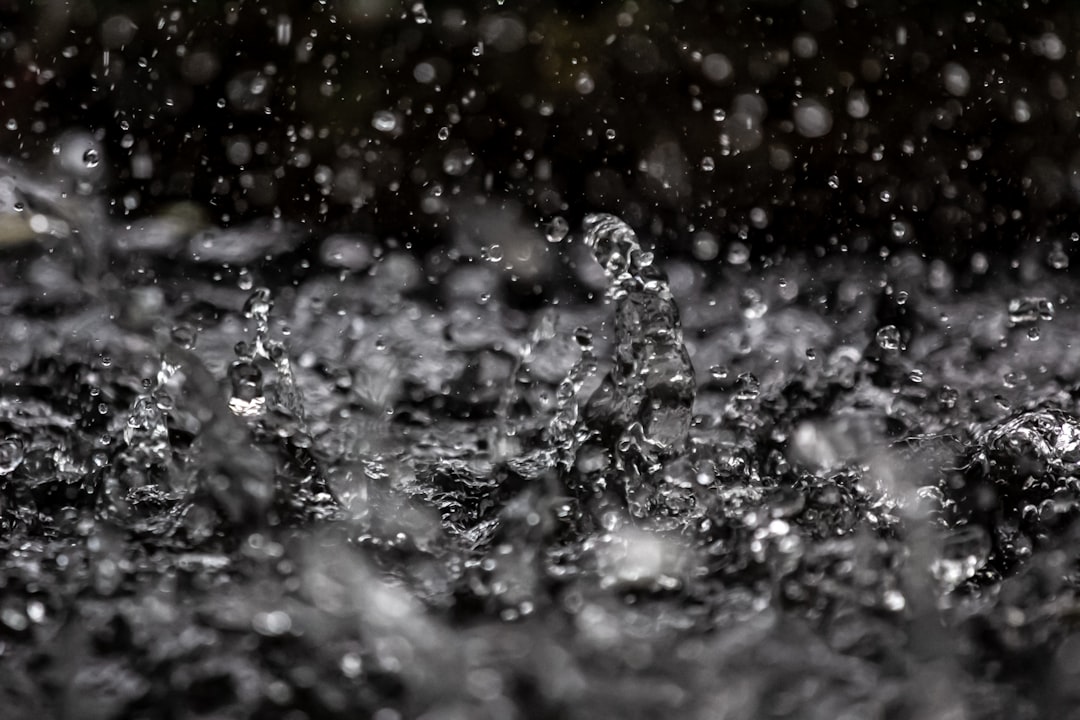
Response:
[82, 148, 100, 168]
[735, 372, 760, 400]
[170, 322, 198, 349]
[875, 325, 901, 351]
[726, 241, 750, 266]
[582, 213, 696, 474]
[942, 62, 971, 96]
[1048, 242, 1069, 270]
[410, 1, 430, 24]
[931, 526, 990, 589]
[793, 98, 833, 138]
[0, 436, 25, 475]
[1008, 297, 1054, 325]
[372, 110, 398, 133]
[228, 361, 266, 417]
[543, 216, 569, 244]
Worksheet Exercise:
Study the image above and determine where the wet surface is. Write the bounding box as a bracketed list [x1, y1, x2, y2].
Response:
[4, 2, 1080, 719]
[2, 189, 1080, 718]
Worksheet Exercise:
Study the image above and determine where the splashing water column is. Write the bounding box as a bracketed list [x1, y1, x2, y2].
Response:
[581, 214, 696, 518]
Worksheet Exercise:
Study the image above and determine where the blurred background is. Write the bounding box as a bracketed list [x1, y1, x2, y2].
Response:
[0, 0, 1078, 263]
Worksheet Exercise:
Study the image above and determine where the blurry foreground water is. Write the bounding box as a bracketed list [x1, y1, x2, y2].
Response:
[4, 160, 1080, 719]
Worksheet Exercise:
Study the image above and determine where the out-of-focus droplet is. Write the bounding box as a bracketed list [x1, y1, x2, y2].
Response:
[543, 216, 569, 244]
[793, 98, 833, 138]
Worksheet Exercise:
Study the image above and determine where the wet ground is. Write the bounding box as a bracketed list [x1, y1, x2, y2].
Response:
[4, 2, 1080, 720]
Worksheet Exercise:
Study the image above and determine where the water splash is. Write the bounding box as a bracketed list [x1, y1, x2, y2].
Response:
[581, 213, 696, 517]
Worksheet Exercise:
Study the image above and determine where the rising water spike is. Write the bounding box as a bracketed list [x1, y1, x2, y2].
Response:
[582, 214, 696, 513]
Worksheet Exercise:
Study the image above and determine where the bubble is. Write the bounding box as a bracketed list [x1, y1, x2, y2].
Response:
[793, 98, 833, 138]
[82, 148, 100, 168]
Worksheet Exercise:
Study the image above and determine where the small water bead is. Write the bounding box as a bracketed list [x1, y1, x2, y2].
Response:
[82, 148, 100, 168]
[875, 325, 901, 351]
[1027, 326, 1041, 341]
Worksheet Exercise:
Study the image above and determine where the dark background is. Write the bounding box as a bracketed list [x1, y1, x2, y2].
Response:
[1, 0, 1077, 261]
